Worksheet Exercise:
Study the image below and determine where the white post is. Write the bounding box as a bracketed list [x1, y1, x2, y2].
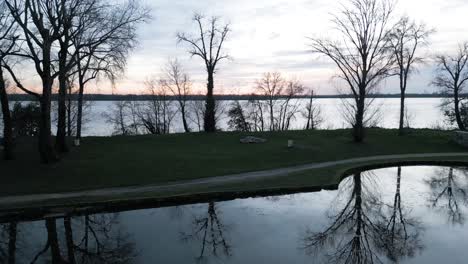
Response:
[288, 140, 294, 148]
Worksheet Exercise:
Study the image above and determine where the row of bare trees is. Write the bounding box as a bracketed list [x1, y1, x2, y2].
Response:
[226, 72, 322, 132]
[0, 0, 149, 162]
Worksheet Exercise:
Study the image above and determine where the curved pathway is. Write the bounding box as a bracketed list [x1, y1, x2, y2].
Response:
[1, 152, 468, 208]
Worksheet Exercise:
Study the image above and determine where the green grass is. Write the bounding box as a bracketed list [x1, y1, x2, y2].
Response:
[1, 128, 467, 197]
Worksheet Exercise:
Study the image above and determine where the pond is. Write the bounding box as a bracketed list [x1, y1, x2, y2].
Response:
[1, 166, 468, 263]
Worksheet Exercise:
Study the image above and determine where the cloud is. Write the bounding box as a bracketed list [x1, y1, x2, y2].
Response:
[17, 0, 468, 95]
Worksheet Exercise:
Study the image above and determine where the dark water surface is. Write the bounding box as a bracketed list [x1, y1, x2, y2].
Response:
[1, 166, 468, 263]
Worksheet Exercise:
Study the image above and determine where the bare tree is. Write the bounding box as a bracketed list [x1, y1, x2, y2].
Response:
[0, 0, 17, 160]
[255, 72, 304, 131]
[278, 79, 304, 130]
[188, 97, 205, 132]
[55, 0, 87, 153]
[247, 95, 265, 132]
[388, 16, 433, 135]
[177, 13, 230, 133]
[227, 101, 251, 132]
[103, 101, 136, 136]
[138, 79, 177, 135]
[256, 72, 284, 131]
[5, 0, 64, 163]
[432, 42, 468, 131]
[302, 88, 323, 130]
[161, 58, 192, 133]
[73, 0, 149, 145]
[309, 0, 395, 142]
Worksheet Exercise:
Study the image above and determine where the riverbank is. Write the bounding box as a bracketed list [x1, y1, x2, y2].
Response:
[1, 128, 467, 199]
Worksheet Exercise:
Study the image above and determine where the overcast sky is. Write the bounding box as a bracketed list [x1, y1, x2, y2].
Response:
[83, 0, 468, 95]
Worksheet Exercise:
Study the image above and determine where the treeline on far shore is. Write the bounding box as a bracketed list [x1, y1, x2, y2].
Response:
[7, 93, 457, 102]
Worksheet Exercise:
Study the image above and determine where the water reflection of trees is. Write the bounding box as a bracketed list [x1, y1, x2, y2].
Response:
[181, 202, 232, 263]
[1, 213, 138, 264]
[0, 222, 18, 264]
[375, 167, 424, 263]
[426, 167, 468, 225]
[303, 169, 423, 264]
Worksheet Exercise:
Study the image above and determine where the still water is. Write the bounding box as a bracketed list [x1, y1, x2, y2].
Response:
[1, 166, 468, 263]
[84, 98, 448, 136]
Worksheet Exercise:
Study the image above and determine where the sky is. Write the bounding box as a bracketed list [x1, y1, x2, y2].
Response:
[16, 0, 468, 95]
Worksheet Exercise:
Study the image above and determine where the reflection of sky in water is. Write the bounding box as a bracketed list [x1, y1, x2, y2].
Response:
[2, 166, 468, 263]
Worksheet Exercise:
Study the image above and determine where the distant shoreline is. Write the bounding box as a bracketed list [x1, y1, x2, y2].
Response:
[7, 93, 454, 101]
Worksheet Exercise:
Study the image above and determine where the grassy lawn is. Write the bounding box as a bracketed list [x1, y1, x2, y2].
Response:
[1, 128, 467, 197]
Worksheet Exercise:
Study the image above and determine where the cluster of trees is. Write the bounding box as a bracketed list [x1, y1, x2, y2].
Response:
[227, 72, 322, 132]
[2, 0, 468, 163]
[103, 59, 223, 135]
[311, 0, 468, 142]
[0, 0, 149, 162]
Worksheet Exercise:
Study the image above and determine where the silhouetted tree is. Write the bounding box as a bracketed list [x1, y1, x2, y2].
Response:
[5, 0, 66, 163]
[11, 102, 41, 137]
[177, 13, 230, 133]
[73, 0, 149, 145]
[247, 96, 265, 132]
[302, 88, 323, 130]
[181, 202, 232, 263]
[388, 17, 433, 135]
[138, 78, 177, 134]
[255, 72, 304, 131]
[55, 0, 87, 153]
[256, 72, 284, 131]
[227, 101, 251, 132]
[103, 101, 138, 136]
[0, 0, 17, 160]
[310, 0, 395, 142]
[426, 167, 468, 225]
[188, 98, 205, 132]
[432, 43, 468, 131]
[162, 58, 192, 133]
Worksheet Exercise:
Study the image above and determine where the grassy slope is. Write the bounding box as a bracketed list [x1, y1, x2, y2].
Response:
[1, 128, 467, 196]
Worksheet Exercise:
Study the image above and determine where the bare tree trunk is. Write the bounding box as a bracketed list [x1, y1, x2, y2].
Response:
[269, 98, 274, 131]
[181, 104, 190, 133]
[76, 80, 84, 143]
[39, 84, 57, 163]
[8, 222, 16, 264]
[0, 67, 13, 160]
[399, 68, 408, 136]
[45, 218, 64, 264]
[399, 93, 406, 135]
[204, 70, 216, 132]
[56, 45, 69, 153]
[354, 96, 365, 143]
[39, 41, 58, 163]
[64, 217, 76, 264]
[67, 84, 72, 137]
[454, 86, 465, 130]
